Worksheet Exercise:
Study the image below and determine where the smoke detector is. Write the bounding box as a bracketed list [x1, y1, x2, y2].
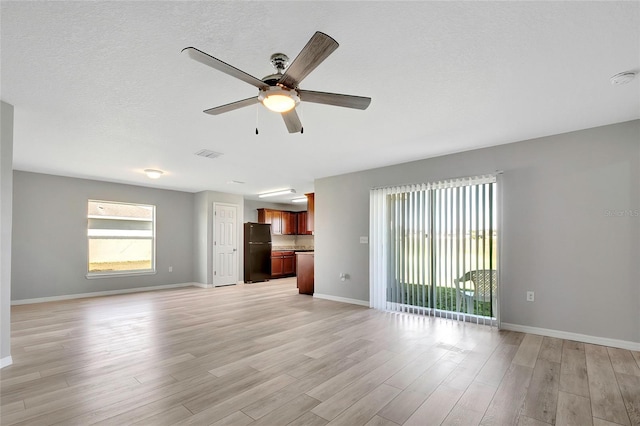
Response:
[610, 71, 636, 85]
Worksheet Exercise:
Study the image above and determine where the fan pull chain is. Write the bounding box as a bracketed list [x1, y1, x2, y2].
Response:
[255, 103, 259, 135]
[299, 103, 304, 134]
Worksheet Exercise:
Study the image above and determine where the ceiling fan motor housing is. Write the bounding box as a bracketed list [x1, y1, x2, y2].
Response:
[270, 53, 289, 74]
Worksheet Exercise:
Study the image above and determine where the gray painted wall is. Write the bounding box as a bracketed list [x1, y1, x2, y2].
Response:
[12, 171, 195, 300]
[315, 120, 640, 344]
[1, 101, 14, 362]
[193, 191, 244, 285]
[243, 199, 307, 223]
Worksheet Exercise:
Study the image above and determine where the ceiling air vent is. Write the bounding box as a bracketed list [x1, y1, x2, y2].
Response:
[195, 149, 223, 159]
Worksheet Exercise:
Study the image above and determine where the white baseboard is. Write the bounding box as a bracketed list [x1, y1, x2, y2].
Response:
[11, 282, 201, 305]
[313, 293, 370, 307]
[191, 283, 210, 289]
[501, 322, 640, 351]
[1, 356, 13, 369]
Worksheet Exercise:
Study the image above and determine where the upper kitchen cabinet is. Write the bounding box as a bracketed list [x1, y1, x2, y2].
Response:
[281, 211, 296, 235]
[257, 208, 283, 235]
[305, 193, 314, 232]
[258, 208, 311, 235]
[297, 211, 312, 235]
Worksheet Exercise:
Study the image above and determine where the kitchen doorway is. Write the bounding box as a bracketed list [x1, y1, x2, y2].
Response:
[213, 203, 238, 287]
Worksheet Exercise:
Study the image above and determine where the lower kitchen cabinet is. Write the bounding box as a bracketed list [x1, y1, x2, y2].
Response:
[271, 251, 296, 278]
[283, 254, 295, 275]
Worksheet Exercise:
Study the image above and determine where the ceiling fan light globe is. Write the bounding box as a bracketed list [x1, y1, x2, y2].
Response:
[262, 94, 297, 113]
[258, 86, 300, 113]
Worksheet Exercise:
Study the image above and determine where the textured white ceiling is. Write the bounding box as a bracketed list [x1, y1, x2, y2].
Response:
[2, 1, 639, 203]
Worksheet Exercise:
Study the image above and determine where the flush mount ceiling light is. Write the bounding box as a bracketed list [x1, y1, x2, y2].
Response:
[291, 197, 308, 203]
[144, 169, 164, 179]
[258, 189, 296, 198]
[258, 86, 300, 113]
[610, 71, 637, 85]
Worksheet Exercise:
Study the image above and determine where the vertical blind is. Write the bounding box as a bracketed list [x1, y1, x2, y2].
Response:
[370, 175, 499, 325]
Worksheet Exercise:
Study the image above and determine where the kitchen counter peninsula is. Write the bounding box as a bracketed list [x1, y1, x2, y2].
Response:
[296, 252, 314, 295]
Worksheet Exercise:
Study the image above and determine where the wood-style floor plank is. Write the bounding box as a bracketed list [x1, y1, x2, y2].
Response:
[608, 347, 640, 377]
[615, 372, 640, 425]
[1, 278, 638, 426]
[512, 334, 543, 368]
[555, 390, 593, 426]
[365, 415, 401, 426]
[559, 340, 590, 398]
[326, 383, 400, 426]
[479, 364, 533, 426]
[538, 337, 563, 364]
[521, 358, 560, 425]
[584, 344, 631, 426]
[403, 385, 464, 426]
[377, 390, 428, 425]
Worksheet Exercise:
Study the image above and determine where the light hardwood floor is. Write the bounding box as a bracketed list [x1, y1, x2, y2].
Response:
[1, 278, 638, 425]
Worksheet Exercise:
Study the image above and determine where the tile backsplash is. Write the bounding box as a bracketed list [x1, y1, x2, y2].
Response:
[272, 234, 314, 250]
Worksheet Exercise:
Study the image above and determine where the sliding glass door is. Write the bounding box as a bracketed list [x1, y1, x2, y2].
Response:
[370, 175, 498, 324]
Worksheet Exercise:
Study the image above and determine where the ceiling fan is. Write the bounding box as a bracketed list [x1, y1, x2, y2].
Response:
[182, 32, 371, 134]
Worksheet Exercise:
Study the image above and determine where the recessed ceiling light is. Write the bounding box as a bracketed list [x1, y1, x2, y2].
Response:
[610, 71, 636, 85]
[227, 180, 245, 185]
[144, 169, 164, 179]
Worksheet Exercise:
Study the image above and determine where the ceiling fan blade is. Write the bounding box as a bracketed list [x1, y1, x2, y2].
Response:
[282, 109, 303, 133]
[203, 97, 259, 115]
[278, 32, 339, 89]
[182, 47, 268, 90]
[298, 90, 371, 110]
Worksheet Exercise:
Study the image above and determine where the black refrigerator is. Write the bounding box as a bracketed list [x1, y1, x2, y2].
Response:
[244, 222, 272, 283]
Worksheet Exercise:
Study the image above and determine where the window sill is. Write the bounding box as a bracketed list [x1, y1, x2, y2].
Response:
[86, 270, 157, 280]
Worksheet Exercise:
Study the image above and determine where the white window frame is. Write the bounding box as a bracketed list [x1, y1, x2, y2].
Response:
[86, 199, 157, 279]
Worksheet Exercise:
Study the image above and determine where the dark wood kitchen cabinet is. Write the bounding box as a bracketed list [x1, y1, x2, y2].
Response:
[281, 211, 296, 235]
[296, 211, 311, 235]
[305, 193, 315, 232]
[296, 252, 314, 295]
[271, 251, 296, 278]
[283, 254, 295, 275]
[258, 208, 310, 235]
[271, 255, 283, 276]
[257, 209, 282, 235]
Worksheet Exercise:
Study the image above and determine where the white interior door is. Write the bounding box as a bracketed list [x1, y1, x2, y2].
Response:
[213, 203, 238, 287]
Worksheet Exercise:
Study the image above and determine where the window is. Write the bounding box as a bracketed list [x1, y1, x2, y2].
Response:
[370, 175, 499, 325]
[87, 200, 155, 277]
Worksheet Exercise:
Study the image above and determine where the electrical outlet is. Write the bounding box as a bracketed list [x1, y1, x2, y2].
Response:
[526, 291, 534, 302]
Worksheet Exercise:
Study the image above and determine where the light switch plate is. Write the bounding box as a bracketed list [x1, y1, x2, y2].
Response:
[360, 236, 368, 244]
